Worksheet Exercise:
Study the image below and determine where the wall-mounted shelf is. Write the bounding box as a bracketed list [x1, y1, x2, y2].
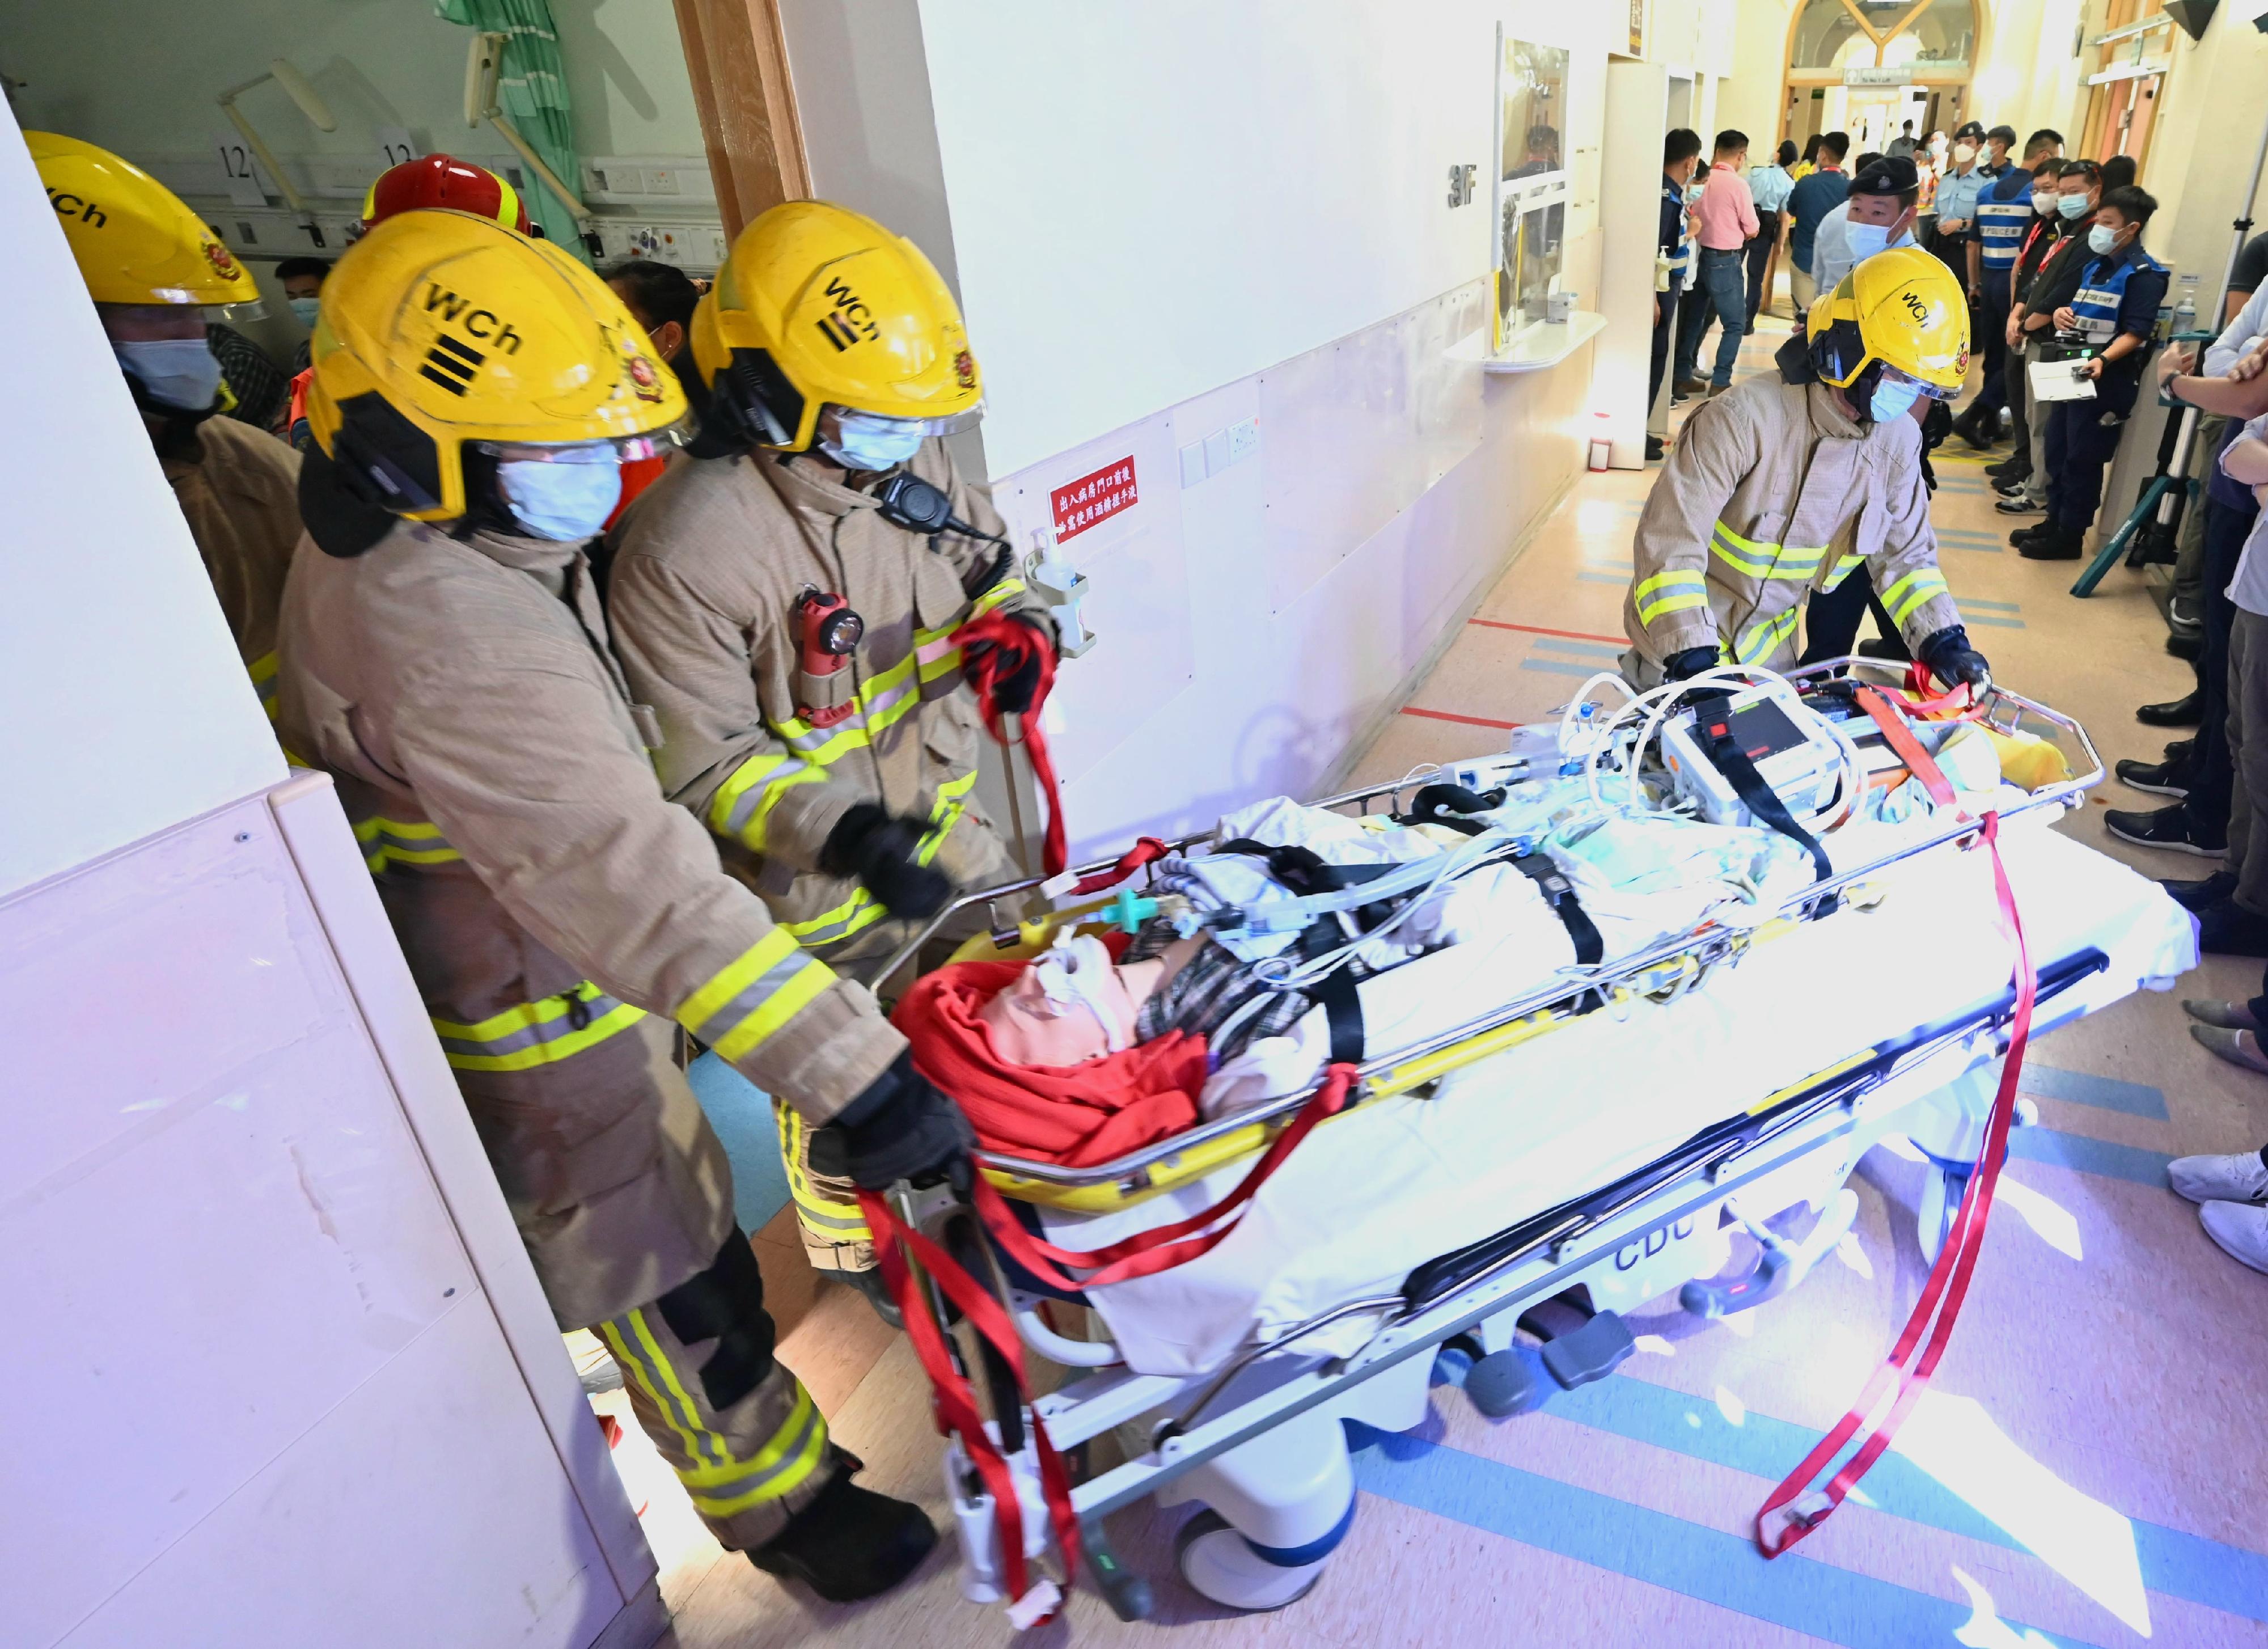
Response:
[1447, 310, 1608, 374]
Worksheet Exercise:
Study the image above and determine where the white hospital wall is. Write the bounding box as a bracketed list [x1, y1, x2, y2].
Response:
[778, 1, 1615, 850]
[1, 108, 658, 1649]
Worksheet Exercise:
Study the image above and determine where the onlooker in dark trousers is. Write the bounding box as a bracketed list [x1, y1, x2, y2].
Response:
[1956, 129, 2063, 447]
[2002, 162, 2102, 517]
[1651, 129, 1703, 459]
[2106, 280, 2268, 855]
[1785, 130, 1851, 323]
[1674, 130, 1759, 396]
[1990, 162, 2071, 498]
[1745, 141, 1798, 327]
[2016, 186, 2168, 561]
[2169, 234, 2268, 628]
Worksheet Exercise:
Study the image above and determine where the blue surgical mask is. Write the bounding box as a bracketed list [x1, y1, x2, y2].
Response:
[114, 337, 222, 411]
[1845, 221, 1910, 264]
[496, 451, 623, 540]
[2087, 223, 2122, 257]
[1868, 377, 1923, 424]
[288, 295, 322, 327]
[2058, 193, 2092, 221]
[818, 410, 925, 472]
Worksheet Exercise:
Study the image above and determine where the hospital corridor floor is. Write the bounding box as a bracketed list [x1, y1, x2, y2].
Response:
[628, 323, 2268, 1648]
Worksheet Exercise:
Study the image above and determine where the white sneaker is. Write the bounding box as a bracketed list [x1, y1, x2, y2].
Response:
[2168, 1151, 2268, 1204]
[2200, 1201, 2268, 1274]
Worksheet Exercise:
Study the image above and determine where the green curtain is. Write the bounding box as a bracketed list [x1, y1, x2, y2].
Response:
[434, 0, 586, 261]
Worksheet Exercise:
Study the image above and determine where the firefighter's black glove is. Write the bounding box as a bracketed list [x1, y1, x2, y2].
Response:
[961, 613, 1053, 716]
[807, 1052, 974, 1190]
[820, 805, 956, 920]
[1918, 623, 1991, 688]
[1662, 646, 1721, 683]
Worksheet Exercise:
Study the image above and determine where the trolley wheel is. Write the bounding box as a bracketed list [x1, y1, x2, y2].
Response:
[1464, 1346, 1552, 1418]
[1173, 1510, 1326, 1613]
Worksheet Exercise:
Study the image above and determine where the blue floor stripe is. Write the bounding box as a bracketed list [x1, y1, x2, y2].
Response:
[1940, 541, 2003, 553]
[1508, 1372, 2268, 1626]
[1960, 598, 2023, 612]
[1966, 614, 2028, 629]
[1531, 636, 1624, 658]
[1348, 1427, 2108, 1649]
[1522, 656, 1608, 678]
[1578, 570, 1628, 585]
[2007, 1124, 2176, 1186]
[2019, 1063, 2170, 1120]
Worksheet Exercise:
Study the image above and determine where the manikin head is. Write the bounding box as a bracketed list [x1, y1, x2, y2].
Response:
[977, 935, 1167, 1067]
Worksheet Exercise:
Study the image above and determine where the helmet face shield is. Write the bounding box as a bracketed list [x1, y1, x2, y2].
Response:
[1879, 363, 1955, 401]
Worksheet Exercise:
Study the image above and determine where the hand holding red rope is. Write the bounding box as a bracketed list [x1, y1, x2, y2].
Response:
[955, 611, 1068, 877]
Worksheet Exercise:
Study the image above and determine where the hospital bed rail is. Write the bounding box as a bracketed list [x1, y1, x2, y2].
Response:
[866, 660, 2101, 1207]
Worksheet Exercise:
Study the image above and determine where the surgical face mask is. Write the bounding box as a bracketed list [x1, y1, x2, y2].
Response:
[2058, 193, 2093, 220]
[1868, 375, 1923, 424]
[2033, 192, 2059, 216]
[494, 450, 623, 541]
[1846, 219, 1910, 263]
[113, 337, 222, 411]
[816, 409, 925, 472]
[288, 295, 322, 327]
[2087, 223, 2125, 257]
[1953, 143, 1977, 165]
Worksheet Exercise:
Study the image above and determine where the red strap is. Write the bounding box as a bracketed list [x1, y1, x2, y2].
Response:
[974, 1064, 1360, 1290]
[1753, 811, 2033, 1555]
[955, 611, 1068, 876]
[1854, 686, 1956, 808]
[858, 1187, 1082, 1621]
[1899, 661, 1983, 719]
[1068, 836, 1171, 897]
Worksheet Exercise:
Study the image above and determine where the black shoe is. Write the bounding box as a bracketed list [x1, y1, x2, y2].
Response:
[1992, 475, 2034, 497]
[1986, 455, 2027, 480]
[748, 1469, 939, 1603]
[2009, 521, 2054, 548]
[2138, 691, 2204, 728]
[2116, 756, 2190, 797]
[1645, 434, 1665, 462]
[1956, 412, 1998, 451]
[2105, 801, 2225, 857]
[2168, 630, 2205, 662]
[2197, 897, 2268, 958]
[2018, 525, 2084, 560]
[2165, 737, 2197, 760]
[1996, 494, 2045, 515]
[1674, 375, 1708, 398]
[2163, 870, 2237, 911]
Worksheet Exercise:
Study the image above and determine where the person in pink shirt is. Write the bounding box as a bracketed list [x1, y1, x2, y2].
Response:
[1674, 130, 1761, 398]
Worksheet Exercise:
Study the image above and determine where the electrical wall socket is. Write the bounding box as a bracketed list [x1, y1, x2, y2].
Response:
[1226, 418, 1260, 464]
[642, 168, 682, 195]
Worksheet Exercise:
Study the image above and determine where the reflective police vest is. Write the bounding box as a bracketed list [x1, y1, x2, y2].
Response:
[1973, 175, 2034, 272]
[2071, 247, 2166, 344]
[1662, 179, 1692, 285]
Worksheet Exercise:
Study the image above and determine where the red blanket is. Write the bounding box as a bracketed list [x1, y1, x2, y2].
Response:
[892, 959, 1209, 1167]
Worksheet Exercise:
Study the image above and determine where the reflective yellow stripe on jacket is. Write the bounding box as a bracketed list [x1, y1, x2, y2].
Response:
[705, 580, 1025, 853]
[1821, 551, 1866, 593]
[430, 982, 646, 1072]
[1880, 567, 1949, 628]
[676, 929, 838, 1063]
[777, 771, 976, 949]
[1634, 569, 1708, 627]
[354, 815, 465, 874]
[1711, 521, 1827, 582]
[1734, 605, 1801, 665]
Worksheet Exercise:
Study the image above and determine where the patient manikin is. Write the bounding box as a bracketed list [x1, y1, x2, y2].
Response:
[977, 933, 1200, 1067]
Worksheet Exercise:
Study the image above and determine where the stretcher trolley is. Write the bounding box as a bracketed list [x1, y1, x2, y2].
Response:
[852, 662, 2194, 1627]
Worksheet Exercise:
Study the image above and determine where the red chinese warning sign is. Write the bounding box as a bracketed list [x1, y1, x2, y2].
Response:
[1050, 456, 1138, 542]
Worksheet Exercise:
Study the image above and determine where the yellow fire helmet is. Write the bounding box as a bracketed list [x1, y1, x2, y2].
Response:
[29, 130, 259, 312]
[689, 198, 983, 452]
[1806, 243, 1970, 399]
[306, 209, 687, 522]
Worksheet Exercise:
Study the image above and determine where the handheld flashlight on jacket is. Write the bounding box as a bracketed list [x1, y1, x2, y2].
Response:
[796, 589, 864, 728]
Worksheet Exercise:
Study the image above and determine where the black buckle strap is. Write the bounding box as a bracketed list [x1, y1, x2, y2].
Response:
[1511, 853, 1604, 966]
[1691, 694, 1839, 912]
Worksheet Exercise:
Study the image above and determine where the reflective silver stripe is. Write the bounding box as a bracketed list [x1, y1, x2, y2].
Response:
[431, 986, 640, 1063]
[718, 756, 811, 838]
[681, 943, 814, 1046]
[685, 1392, 828, 1513]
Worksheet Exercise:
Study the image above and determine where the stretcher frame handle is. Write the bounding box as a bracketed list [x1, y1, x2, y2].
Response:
[864, 661, 2100, 1195]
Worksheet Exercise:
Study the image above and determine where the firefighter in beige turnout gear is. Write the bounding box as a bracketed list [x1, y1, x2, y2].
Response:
[610, 201, 1052, 1282]
[276, 208, 959, 1604]
[33, 132, 303, 723]
[1625, 246, 1991, 690]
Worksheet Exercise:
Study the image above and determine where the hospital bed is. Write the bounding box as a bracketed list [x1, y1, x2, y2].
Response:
[856, 663, 2194, 1623]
